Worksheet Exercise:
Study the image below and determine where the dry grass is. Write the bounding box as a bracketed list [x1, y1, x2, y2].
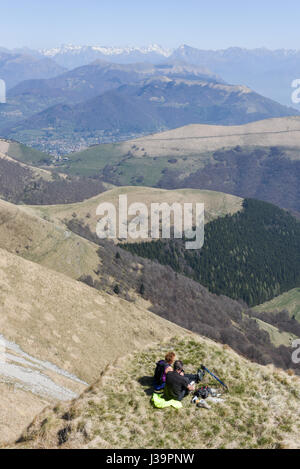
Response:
[0, 247, 188, 383]
[0, 140, 53, 181]
[118, 116, 300, 158]
[0, 248, 190, 445]
[15, 336, 300, 450]
[27, 186, 243, 237]
[255, 318, 297, 347]
[0, 383, 47, 446]
[0, 198, 100, 280]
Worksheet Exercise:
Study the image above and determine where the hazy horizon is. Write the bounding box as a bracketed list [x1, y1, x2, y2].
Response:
[4, 43, 300, 54]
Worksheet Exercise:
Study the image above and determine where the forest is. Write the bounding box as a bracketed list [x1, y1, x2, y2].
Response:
[122, 199, 300, 306]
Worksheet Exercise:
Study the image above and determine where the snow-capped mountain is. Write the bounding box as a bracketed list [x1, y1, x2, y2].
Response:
[39, 44, 173, 68]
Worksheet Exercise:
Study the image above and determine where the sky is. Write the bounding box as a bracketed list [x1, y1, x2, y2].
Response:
[1, 0, 300, 51]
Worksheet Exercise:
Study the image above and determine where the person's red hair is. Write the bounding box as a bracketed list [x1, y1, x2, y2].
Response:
[165, 351, 175, 364]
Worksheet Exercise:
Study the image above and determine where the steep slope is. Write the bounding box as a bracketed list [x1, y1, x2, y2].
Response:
[1, 193, 297, 375]
[0, 247, 187, 444]
[0, 187, 242, 275]
[0, 193, 299, 444]
[0, 197, 100, 280]
[14, 336, 300, 449]
[0, 138, 105, 204]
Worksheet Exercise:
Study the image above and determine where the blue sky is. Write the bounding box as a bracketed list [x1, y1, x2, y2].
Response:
[1, 0, 300, 50]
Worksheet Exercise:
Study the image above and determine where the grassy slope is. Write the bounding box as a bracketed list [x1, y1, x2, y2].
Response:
[0, 247, 186, 383]
[27, 186, 243, 234]
[1, 193, 294, 349]
[15, 336, 300, 450]
[0, 187, 242, 282]
[6, 141, 51, 164]
[0, 139, 51, 166]
[255, 288, 300, 323]
[1, 193, 297, 352]
[254, 318, 297, 347]
[0, 139, 53, 180]
[59, 142, 128, 177]
[55, 117, 300, 179]
[0, 198, 99, 280]
[0, 247, 188, 444]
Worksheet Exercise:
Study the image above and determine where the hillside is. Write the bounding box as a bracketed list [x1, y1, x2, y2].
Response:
[119, 116, 300, 157]
[28, 186, 243, 234]
[0, 139, 105, 204]
[3, 76, 297, 154]
[0, 197, 100, 280]
[0, 186, 242, 276]
[255, 288, 300, 323]
[1, 191, 300, 445]
[0, 247, 186, 444]
[122, 199, 300, 307]
[0, 193, 298, 376]
[13, 336, 300, 449]
[56, 117, 300, 212]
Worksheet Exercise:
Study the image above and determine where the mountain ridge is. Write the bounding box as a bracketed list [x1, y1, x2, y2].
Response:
[4, 77, 297, 155]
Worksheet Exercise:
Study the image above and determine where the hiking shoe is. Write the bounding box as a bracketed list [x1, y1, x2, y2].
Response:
[196, 399, 211, 410]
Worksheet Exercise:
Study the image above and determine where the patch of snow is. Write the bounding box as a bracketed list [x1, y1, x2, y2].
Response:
[40, 44, 173, 58]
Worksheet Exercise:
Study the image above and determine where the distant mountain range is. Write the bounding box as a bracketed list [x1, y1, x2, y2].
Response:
[0, 44, 300, 153]
[2, 44, 300, 107]
[2, 73, 297, 153]
[35, 44, 300, 109]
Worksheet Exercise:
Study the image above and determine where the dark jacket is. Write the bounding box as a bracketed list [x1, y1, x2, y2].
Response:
[164, 370, 189, 401]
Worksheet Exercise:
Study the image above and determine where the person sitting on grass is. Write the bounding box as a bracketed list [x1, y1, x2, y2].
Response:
[153, 351, 176, 392]
[164, 360, 201, 401]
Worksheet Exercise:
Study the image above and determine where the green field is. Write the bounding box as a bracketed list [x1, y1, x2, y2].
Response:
[6, 141, 51, 164]
[255, 288, 300, 323]
[255, 318, 297, 347]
